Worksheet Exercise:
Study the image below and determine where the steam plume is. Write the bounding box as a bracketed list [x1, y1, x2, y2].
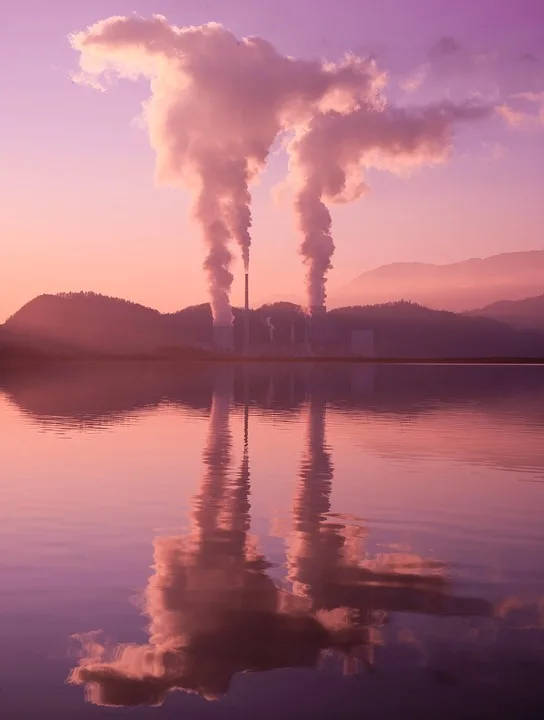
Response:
[265, 317, 275, 343]
[287, 99, 493, 310]
[70, 15, 380, 324]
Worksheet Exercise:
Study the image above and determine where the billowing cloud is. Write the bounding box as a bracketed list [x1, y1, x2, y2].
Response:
[70, 15, 499, 318]
[287, 100, 493, 310]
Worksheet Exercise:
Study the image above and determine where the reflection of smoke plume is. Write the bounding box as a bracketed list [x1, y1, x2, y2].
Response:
[288, 373, 494, 670]
[265, 317, 275, 343]
[191, 370, 233, 548]
[288, 100, 493, 310]
[68, 370, 363, 706]
[68, 369, 253, 704]
[71, 15, 381, 324]
[289, 378, 339, 601]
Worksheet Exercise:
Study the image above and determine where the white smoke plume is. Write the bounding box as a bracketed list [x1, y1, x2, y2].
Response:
[287, 99, 494, 310]
[265, 316, 275, 343]
[70, 15, 382, 325]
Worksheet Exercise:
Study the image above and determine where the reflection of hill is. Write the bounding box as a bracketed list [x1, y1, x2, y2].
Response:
[0, 362, 217, 426]
[2, 362, 544, 430]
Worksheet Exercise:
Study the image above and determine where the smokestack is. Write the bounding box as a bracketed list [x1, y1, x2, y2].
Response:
[244, 272, 250, 353]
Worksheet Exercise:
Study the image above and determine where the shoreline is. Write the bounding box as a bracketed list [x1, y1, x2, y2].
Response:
[2, 355, 544, 368]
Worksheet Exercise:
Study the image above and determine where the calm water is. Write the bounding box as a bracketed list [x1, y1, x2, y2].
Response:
[1, 362, 544, 719]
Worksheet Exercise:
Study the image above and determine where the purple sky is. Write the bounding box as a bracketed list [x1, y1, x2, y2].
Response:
[1, 0, 543, 320]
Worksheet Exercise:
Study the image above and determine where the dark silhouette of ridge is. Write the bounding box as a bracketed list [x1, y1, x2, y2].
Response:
[326, 301, 544, 358]
[2, 292, 544, 360]
[468, 293, 544, 330]
[3, 292, 180, 355]
[336, 249, 544, 311]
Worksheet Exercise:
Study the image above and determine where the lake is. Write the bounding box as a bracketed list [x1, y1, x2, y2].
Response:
[1, 362, 544, 719]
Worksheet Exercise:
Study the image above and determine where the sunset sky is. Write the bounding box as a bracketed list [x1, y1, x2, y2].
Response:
[1, 0, 543, 322]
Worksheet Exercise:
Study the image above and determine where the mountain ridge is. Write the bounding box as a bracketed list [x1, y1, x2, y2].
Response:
[2, 291, 544, 360]
[336, 249, 544, 312]
[468, 293, 544, 330]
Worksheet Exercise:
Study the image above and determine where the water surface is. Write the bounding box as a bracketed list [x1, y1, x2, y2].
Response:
[1, 363, 544, 718]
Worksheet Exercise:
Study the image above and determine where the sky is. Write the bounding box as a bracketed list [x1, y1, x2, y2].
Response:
[1, 0, 544, 321]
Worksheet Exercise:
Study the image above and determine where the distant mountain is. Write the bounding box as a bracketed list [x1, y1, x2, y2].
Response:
[2, 292, 544, 360]
[336, 250, 544, 312]
[468, 294, 544, 330]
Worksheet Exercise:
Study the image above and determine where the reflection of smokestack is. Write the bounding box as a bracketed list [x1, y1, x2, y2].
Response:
[222, 373, 250, 551]
[244, 272, 250, 353]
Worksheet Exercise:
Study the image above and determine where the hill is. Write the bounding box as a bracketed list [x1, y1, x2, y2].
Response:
[468, 294, 544, 330]
[325, 302, 544, 358]
[2, 293, 544, 360]
[336, 250, 544, 312]
[3, 292, 178, 355]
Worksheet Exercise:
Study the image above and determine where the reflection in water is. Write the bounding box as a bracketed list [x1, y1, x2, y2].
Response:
[3, 363, 544, 478]
[68, 369, 361, 706]
[287, 371, 493, 674]
[67, 368, 511, 709]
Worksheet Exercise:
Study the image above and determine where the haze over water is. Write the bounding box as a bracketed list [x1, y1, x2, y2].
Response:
[1, 363, 544, 718]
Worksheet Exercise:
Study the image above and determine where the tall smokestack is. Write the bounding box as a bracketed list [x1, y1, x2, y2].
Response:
[244, 272, 250, 353]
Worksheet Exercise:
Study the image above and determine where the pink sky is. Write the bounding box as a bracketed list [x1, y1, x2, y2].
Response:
[1, 0, 543, 322]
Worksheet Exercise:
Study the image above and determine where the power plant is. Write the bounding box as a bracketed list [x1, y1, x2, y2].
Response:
[207, 272, 373, 358]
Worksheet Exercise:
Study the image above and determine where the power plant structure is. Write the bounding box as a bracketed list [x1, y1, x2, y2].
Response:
[213, 324, 234, 353]
[208, 281, 368, 357]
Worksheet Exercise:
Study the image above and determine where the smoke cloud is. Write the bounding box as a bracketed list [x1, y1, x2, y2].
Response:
[70, 15, 381, 325]
[265, 316, 275, 343]
[287, 100, 493, 309]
